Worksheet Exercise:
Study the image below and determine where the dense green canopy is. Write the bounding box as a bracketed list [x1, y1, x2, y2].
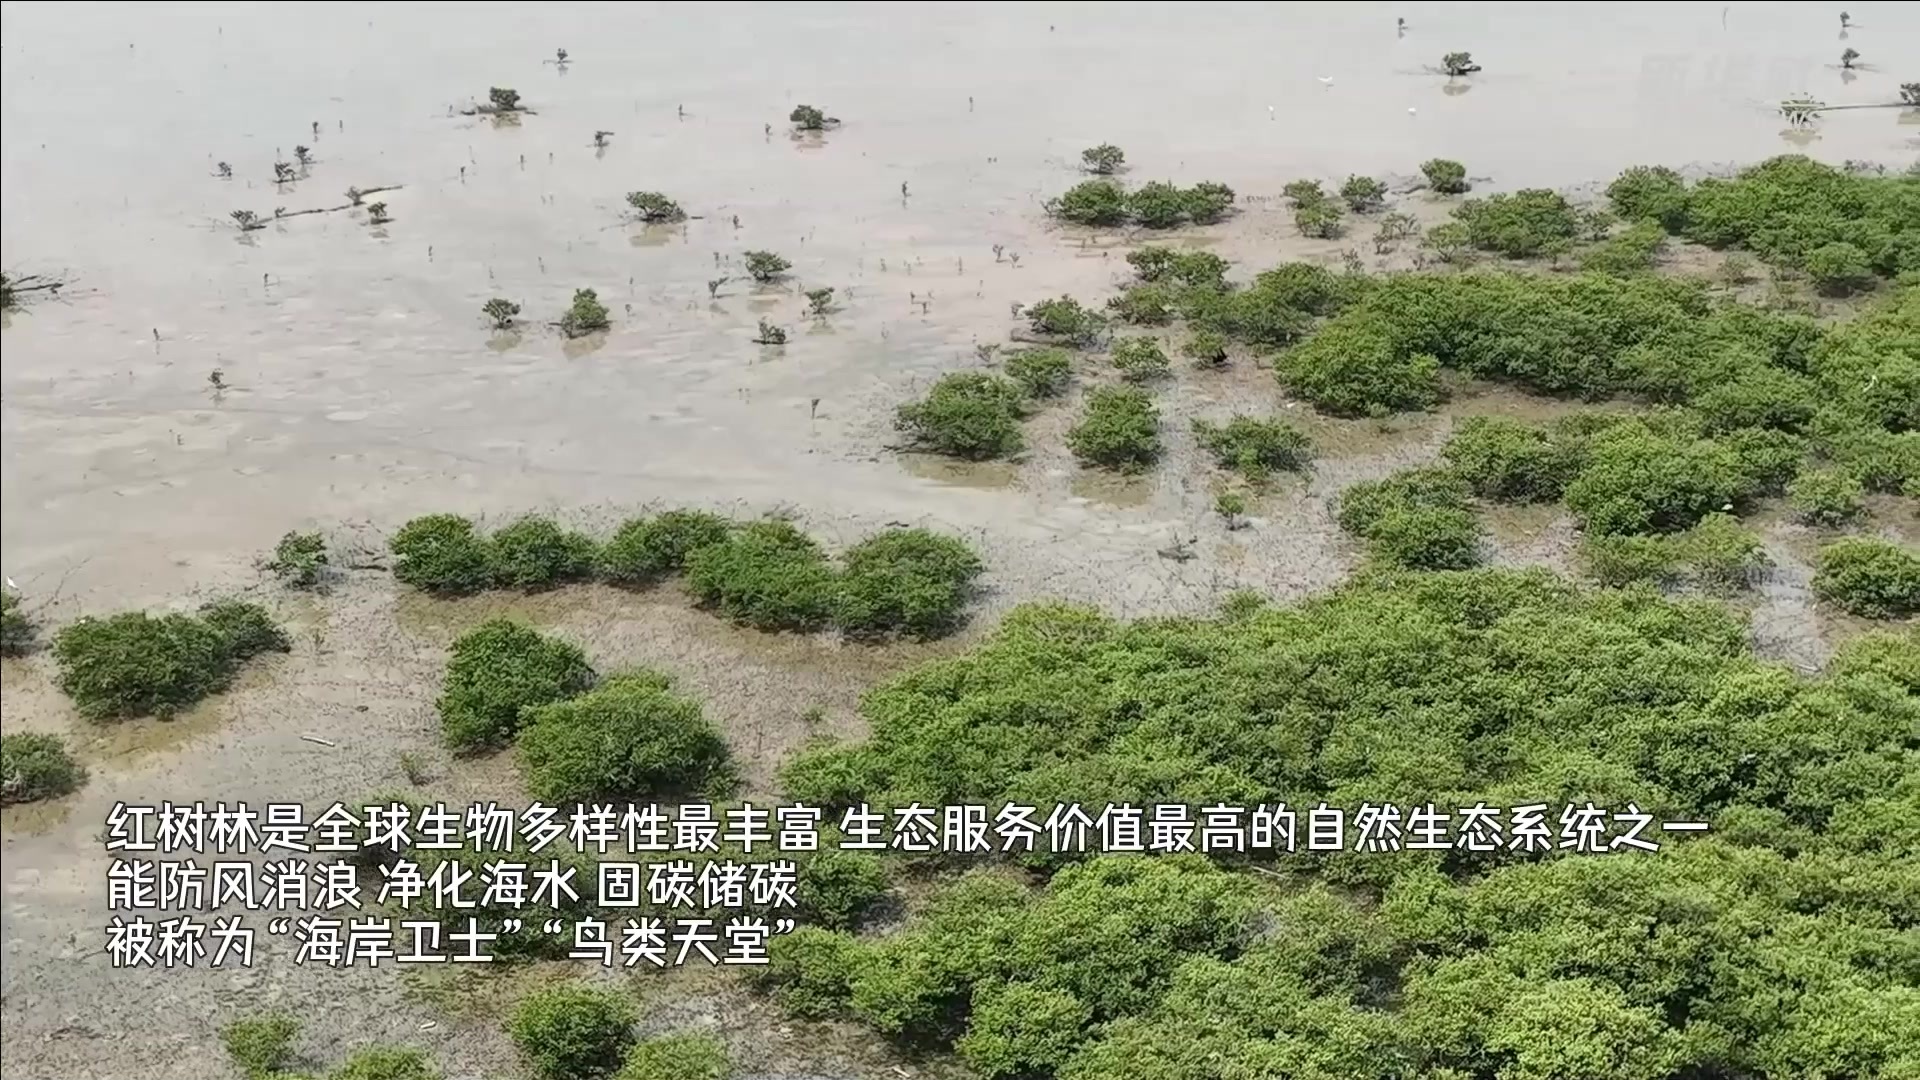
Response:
[773, 569, 1920, 1079]
[1609, 156, 1920, 285]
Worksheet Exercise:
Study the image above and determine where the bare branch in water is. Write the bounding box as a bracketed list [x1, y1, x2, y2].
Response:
[1, 271, 73, 310]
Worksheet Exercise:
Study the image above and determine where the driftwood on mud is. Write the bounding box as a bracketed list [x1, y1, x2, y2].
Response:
[1, 272, 69, 309]
[1779, 94, 1913, 126]
[240, 186, 404, 228]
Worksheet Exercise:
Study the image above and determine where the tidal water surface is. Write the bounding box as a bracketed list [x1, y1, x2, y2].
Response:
[3, 0, 1915, 608]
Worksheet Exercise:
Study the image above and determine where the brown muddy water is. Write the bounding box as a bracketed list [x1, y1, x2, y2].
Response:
[3, 3, 1917, 1078]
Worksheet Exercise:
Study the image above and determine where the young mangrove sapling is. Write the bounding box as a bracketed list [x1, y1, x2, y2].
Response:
[789, 104, 835, 131]
[744, 251, 792, 283]
[557, 288, 610, 337]
[483, 298, 521, 330]
[1081, 144, 1125, 175]
[625, 191, 685, 223]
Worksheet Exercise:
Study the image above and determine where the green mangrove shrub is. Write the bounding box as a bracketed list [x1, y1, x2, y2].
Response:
[790, 104, 835, 130]
[222, 1013, 300, 1080]
[1337, 468, 1481, 569]
[1127, 247, 1229, 288]
[558, 288, 611, 338]
[1067, 387, 1161, 472]
[488, 515, 599, 590]
[745, 250, 792, 282]
[599, 510, 732, 584]
[1563, 427, 1749, 535]
[331, 1045, 440, 1080]
[1107, 283, 1175, 326]
[1184, 329, 1229, 367]
[518, 671, 732, 803]
[484, 297, 522, 330]
[1421, 157, 1470, 194]
[437, 619, 595, 752]
[1025, 296, 1108, 346]
[53, 603, 286, 721]
[895, 373, 1028, 460]
[1, 733, 86, 804]
[268, 531, 328, 589]
[1340, 175, 1389, 212]
[1787, 469, 1866, 526]
[1441, 417, 1577, 502]
[1606, 165, 1691, 231]
[1812, 537, 1920, 618]
[391, 514, 495, 594]
[684, 521, 838, 631]
[1277, 322, 1443, 417]
[1081, 144, 1125, 175]
[508, 983, 637, 1080]
[199, 599, 291, 661]
[833, 528, 985, 640]
[614, 1033, 728, 1080]
[1579, 219, 1667, 275]
[1047, 180, 1128, 227]
[1110, 336, 1171, 382]
[795, 848, 891, 931]
[1191, 416, 1313, 483]
[1452, 189, 1581, 258]
[1005, 348, 1073, 398]
[1580, 513, 1769, 592]
[625, 191, 685, 223]
[755, 927, 863, 1018]
[2, 592, 36, 655]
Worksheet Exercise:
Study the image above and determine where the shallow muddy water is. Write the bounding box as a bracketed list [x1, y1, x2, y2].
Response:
[3, 3, 1918, 1078]
[4, 0, 1917, 612]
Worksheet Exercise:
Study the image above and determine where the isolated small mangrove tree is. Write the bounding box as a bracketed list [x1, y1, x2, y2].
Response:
[744, 251, 792, 283]
[789, 104, 838, 131]
[1081, 144, 1125, 175]
[483, 298, 522, 330]
[626, 191, 685, 223]
[1421, 157, 1471, 194]
[558, 288, 610, 337]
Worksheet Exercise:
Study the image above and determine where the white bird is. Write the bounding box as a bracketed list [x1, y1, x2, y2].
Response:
[1317, 76, 1335, 87]
[3, 577, 15, 590]
[1268, 105, 1276, 119]
[1408, 107, 1418, 114]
